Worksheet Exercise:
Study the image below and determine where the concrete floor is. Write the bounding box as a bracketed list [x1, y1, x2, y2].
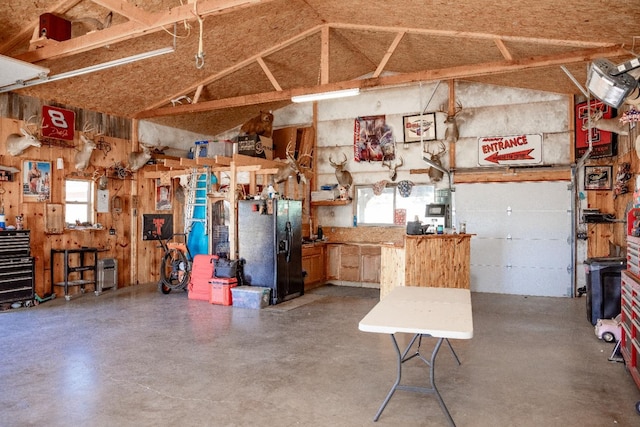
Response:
[1, 284, 639, 427]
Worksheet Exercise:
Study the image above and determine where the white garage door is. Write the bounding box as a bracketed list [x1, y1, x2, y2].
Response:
[454, 181, 572, 297]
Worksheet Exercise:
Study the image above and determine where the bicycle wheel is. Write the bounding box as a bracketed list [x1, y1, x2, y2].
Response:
[159, 249, 190, 291]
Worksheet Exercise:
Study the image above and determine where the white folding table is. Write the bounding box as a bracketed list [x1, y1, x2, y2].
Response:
[359, 286, 474, 427]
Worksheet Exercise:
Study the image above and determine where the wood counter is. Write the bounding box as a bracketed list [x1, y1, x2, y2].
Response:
[380, 234, 472, 299]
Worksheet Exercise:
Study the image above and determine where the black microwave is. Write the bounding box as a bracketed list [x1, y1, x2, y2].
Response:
[426, 203, 447, 217]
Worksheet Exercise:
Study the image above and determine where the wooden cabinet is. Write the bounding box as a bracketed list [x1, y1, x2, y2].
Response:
[380, 234, 472, 299]
[326, 244, 341, 280]
[340, 245, 360, 282]
[360, 246, 381, 283]
[302, 244, 325, 290]
[324, 244, 381, 285]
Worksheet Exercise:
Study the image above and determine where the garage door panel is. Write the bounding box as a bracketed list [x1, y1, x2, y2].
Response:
[464, 213, 569, 239]
[470, 238, 508, 265]
[471, 265, 570, 297]
[503, 239, 569, 268]
[457, 181, 571, 297]
[504, 266, 571, 297]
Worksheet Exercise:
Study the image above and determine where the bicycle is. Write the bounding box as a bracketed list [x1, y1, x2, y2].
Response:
[157, 233, 193, 294]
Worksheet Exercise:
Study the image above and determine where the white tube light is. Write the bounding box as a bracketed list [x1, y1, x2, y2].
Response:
[291, 88, 360, 103]
[0, 47, 174, 93]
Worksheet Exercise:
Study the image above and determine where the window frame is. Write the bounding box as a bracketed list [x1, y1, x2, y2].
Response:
[64, 178, 95, 226]
[353, 183, 437, 227]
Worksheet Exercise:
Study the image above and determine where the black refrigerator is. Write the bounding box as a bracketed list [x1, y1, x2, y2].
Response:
[237, 199, 304, 305]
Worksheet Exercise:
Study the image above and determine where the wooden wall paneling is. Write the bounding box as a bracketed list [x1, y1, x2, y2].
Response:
[585, 140, 637, 257]
[380, 245, 405, 299]
[0, 116, 135, 297]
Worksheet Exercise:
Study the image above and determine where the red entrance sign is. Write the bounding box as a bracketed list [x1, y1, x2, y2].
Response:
[42, 105, 75, 141]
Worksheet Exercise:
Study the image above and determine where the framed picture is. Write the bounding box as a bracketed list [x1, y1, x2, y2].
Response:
[403, 113, 436, 142]
[584, 165, 613, 190]
[155, 179, 172, 211]
[142, 214, 173, 240]
[353, 115, 395, 162]
[22, 160, 51, 202]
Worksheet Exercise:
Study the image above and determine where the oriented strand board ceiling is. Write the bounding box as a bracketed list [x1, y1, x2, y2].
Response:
[0, 0, 638, 136]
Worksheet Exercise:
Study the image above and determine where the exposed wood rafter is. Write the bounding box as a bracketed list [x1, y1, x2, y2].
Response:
[135, 43, 627, 119]
[373, 31, 405, 78]
[90, 0, 155, 26]
[14, 0, 276, 62]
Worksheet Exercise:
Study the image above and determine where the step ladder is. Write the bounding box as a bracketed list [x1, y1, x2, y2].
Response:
[184, 167, 209, 234]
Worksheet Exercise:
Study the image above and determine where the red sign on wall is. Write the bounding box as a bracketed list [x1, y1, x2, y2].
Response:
[42, 105, 75, 141]
[575, 100, 615, 158]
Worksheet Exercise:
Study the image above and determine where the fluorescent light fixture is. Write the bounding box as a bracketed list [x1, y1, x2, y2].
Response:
[0, 47, 174, 93]
[586, 58, 639, 109]
[0, 54, 50, 87]
[291, 88, 360, 103]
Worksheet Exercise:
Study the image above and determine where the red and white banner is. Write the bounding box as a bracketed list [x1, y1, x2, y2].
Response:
[42, 105, 75, 141]
[478, 134, 542, 166]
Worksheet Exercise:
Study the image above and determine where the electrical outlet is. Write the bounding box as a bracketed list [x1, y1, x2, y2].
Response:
[109, 228, 115, 235]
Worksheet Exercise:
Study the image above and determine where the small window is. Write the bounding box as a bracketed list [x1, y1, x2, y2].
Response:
[354, 183, 436, 226]
[65, 179, 94, 225]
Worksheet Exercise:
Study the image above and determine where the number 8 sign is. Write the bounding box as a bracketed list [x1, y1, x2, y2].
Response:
[42, 105, 75, 141]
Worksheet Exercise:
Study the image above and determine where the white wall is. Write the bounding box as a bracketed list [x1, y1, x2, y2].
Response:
[273, 81, 572, 228]
[138, 120, 214, 157]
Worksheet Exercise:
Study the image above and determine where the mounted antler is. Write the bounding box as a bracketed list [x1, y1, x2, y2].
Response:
[424, 141, 446, 182]
[382, 156, 403, 182]
[273, 139, 311, 184]
[581, 108, 629, 136]
[128, 144, 153, 172]
[74, 122, 100, 171]
[444, 101, 462, 144]
[329, 152, 353, 188]
[6, 115, 41, 156]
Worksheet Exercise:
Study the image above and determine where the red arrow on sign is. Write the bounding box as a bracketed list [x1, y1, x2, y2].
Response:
[485, 149, 535, 164]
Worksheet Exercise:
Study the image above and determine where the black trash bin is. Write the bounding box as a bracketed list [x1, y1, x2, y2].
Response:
[584, 257, 625, 325]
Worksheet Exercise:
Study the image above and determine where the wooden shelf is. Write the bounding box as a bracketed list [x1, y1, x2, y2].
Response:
[311, 199, 350, 206]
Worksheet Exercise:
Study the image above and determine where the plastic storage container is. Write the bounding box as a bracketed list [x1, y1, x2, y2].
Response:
[231, 286, 270, 309]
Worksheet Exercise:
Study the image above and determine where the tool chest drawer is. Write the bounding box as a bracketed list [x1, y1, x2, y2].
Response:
[0, 257, 35, 304]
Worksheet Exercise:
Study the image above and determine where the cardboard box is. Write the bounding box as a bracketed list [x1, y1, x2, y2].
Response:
[237, 135, 273, 160]
[231, 286, 270, 309]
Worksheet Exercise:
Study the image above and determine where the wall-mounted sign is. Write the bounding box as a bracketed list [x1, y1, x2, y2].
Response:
[42, 105, 75, 141]
[478, 134, 543, 166]
[575, 100, 615, 158]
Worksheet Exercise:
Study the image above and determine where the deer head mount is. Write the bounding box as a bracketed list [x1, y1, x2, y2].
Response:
[5, 115, 41, 156]
[424, 141, 447, 182]
[128, 144, 153, 172]
[74, 123, 101, 171]
[442, 101, 463, 144]
[329, 152, 353, 188]
[581, 108, 629, 136]
[273, 139, 311, 185]
[382, 156, 403, 182]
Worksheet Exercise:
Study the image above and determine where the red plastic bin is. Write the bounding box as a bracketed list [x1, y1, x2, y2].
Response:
[209, 277, 238, 305]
